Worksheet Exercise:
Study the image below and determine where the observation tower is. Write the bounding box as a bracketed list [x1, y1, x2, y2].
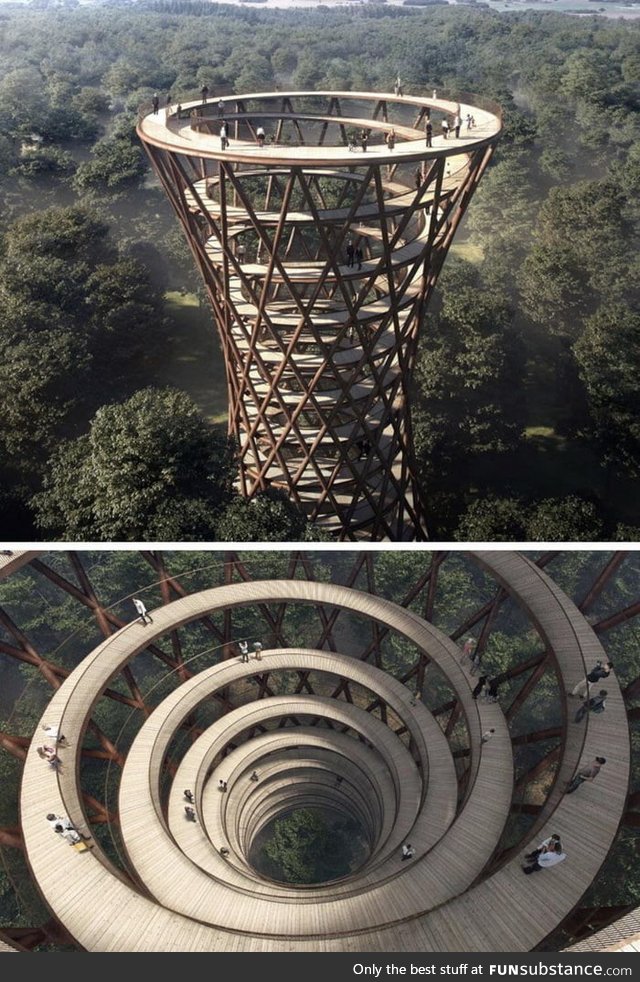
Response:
[137, 91, 502, 540]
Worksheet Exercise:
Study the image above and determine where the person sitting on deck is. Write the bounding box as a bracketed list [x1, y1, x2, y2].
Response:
[401, 843, 415, 861]
[47, 814, 90, 841]
[37, 746, 61, 770]
[42, 723, 68, 745]
[524, 833, 561, 863]
[522, 841, 566, 874]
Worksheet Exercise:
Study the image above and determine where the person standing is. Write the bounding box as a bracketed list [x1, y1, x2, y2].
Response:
[201, 84, 209, 104]
[184, 790, 195, 803]
[570, 661, 613, 699]
[469, 649, 483, 676]
[238, 641, 250, 664]
[425, 120, 433, 148]
[486, 678, 500, 703]
[253, 641, 263, 660]
[566, 757, 606, 794]
[250, 771, 259, 782]
[410, 689, 422, 708]
[481, 728, 495, 744]
[360, 129, 368, 153]
[441, 118, 449, 140]
[184, 806, 197, 822]
[401, 843, 415, 861]
[355, 246, 363, 270]
[415, 167, 422, 191]
[471, 675, 487, 700]
[453, 114, 461, 138]
[220, 122, 228, 150]
[133, 598, 152, 625]
[385, 128, 396, 151]
[218, 98, 225, 118]
[152, 93, 159, 115]
[574, 690, 607, 723]
[256, 125, 266, 148]
[461, 637, 476, 663]
[346, 238, 355, 267]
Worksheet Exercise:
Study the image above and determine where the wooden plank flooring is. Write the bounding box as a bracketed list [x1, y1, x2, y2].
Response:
[138, 90, 501, 167]
[16, 557, 630, 952]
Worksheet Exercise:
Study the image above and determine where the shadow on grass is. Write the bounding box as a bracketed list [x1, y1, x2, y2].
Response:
[146, 291, 228, 425]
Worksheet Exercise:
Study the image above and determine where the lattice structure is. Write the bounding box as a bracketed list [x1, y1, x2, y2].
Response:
[1, 551, 638, 951]
[138, 92, 502, 540]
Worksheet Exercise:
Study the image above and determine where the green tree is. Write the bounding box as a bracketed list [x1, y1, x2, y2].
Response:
[33, 388, 237, 540]
[454, 496, 529, 542]
[263, 808, 358, 884]
[518, 181, 633, 340]
[573, 305, 640, 476]
[216, 490, 327, 542]
[526, 496, 604, 542]
[414, 284, 524, 469]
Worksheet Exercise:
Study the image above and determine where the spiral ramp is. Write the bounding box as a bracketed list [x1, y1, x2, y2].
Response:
[14, 553, 629, 951]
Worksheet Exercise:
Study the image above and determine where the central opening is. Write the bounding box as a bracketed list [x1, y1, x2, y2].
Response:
[250, 806, 370, 884]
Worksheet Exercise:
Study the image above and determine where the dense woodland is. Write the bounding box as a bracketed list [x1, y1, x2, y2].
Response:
[0, 3, 639, 540]
[0, 551, 638, 942]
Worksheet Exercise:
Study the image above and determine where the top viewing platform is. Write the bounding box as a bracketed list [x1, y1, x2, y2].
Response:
[137, 89, 503, 167]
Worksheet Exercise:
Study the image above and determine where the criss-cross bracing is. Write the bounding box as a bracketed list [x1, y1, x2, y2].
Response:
[137, 92, 502, 539]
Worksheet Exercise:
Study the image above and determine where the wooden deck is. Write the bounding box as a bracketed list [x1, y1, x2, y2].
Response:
[16, 554, 629, 951]
[138, 90, 502, 167]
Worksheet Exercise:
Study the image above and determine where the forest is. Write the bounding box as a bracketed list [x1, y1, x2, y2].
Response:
[0, 3, 639, 540]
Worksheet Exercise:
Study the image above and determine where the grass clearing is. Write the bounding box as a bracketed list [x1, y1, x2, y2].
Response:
[148, 292, 229, 425]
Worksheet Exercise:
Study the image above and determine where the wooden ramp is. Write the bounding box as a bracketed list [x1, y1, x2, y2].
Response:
[17, 555, 629, 952]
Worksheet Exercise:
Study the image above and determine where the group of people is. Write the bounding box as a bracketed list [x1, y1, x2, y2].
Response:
[522, 834, 565, 874]
[569, 660, 613, 724]
[46, 813, 91, 846]
[238, 640, 263, 663]
[36, 722, 68, 772]
[345, 239, 364, 269]
[471, 676, 500, 703]
[519, 659, 612, 875]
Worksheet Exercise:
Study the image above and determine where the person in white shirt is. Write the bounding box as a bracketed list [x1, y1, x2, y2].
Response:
[401, 843, 415, 861]
[523, 841, 566, 874]
[481, 728, 495, 744]
[238, 641, 250, 663]
[132, 598, 152, 625]
[42, 723, 67, 744]
[524, 833, 561, 863]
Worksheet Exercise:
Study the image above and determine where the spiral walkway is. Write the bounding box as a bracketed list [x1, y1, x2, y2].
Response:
[18, 552, 629, 951]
